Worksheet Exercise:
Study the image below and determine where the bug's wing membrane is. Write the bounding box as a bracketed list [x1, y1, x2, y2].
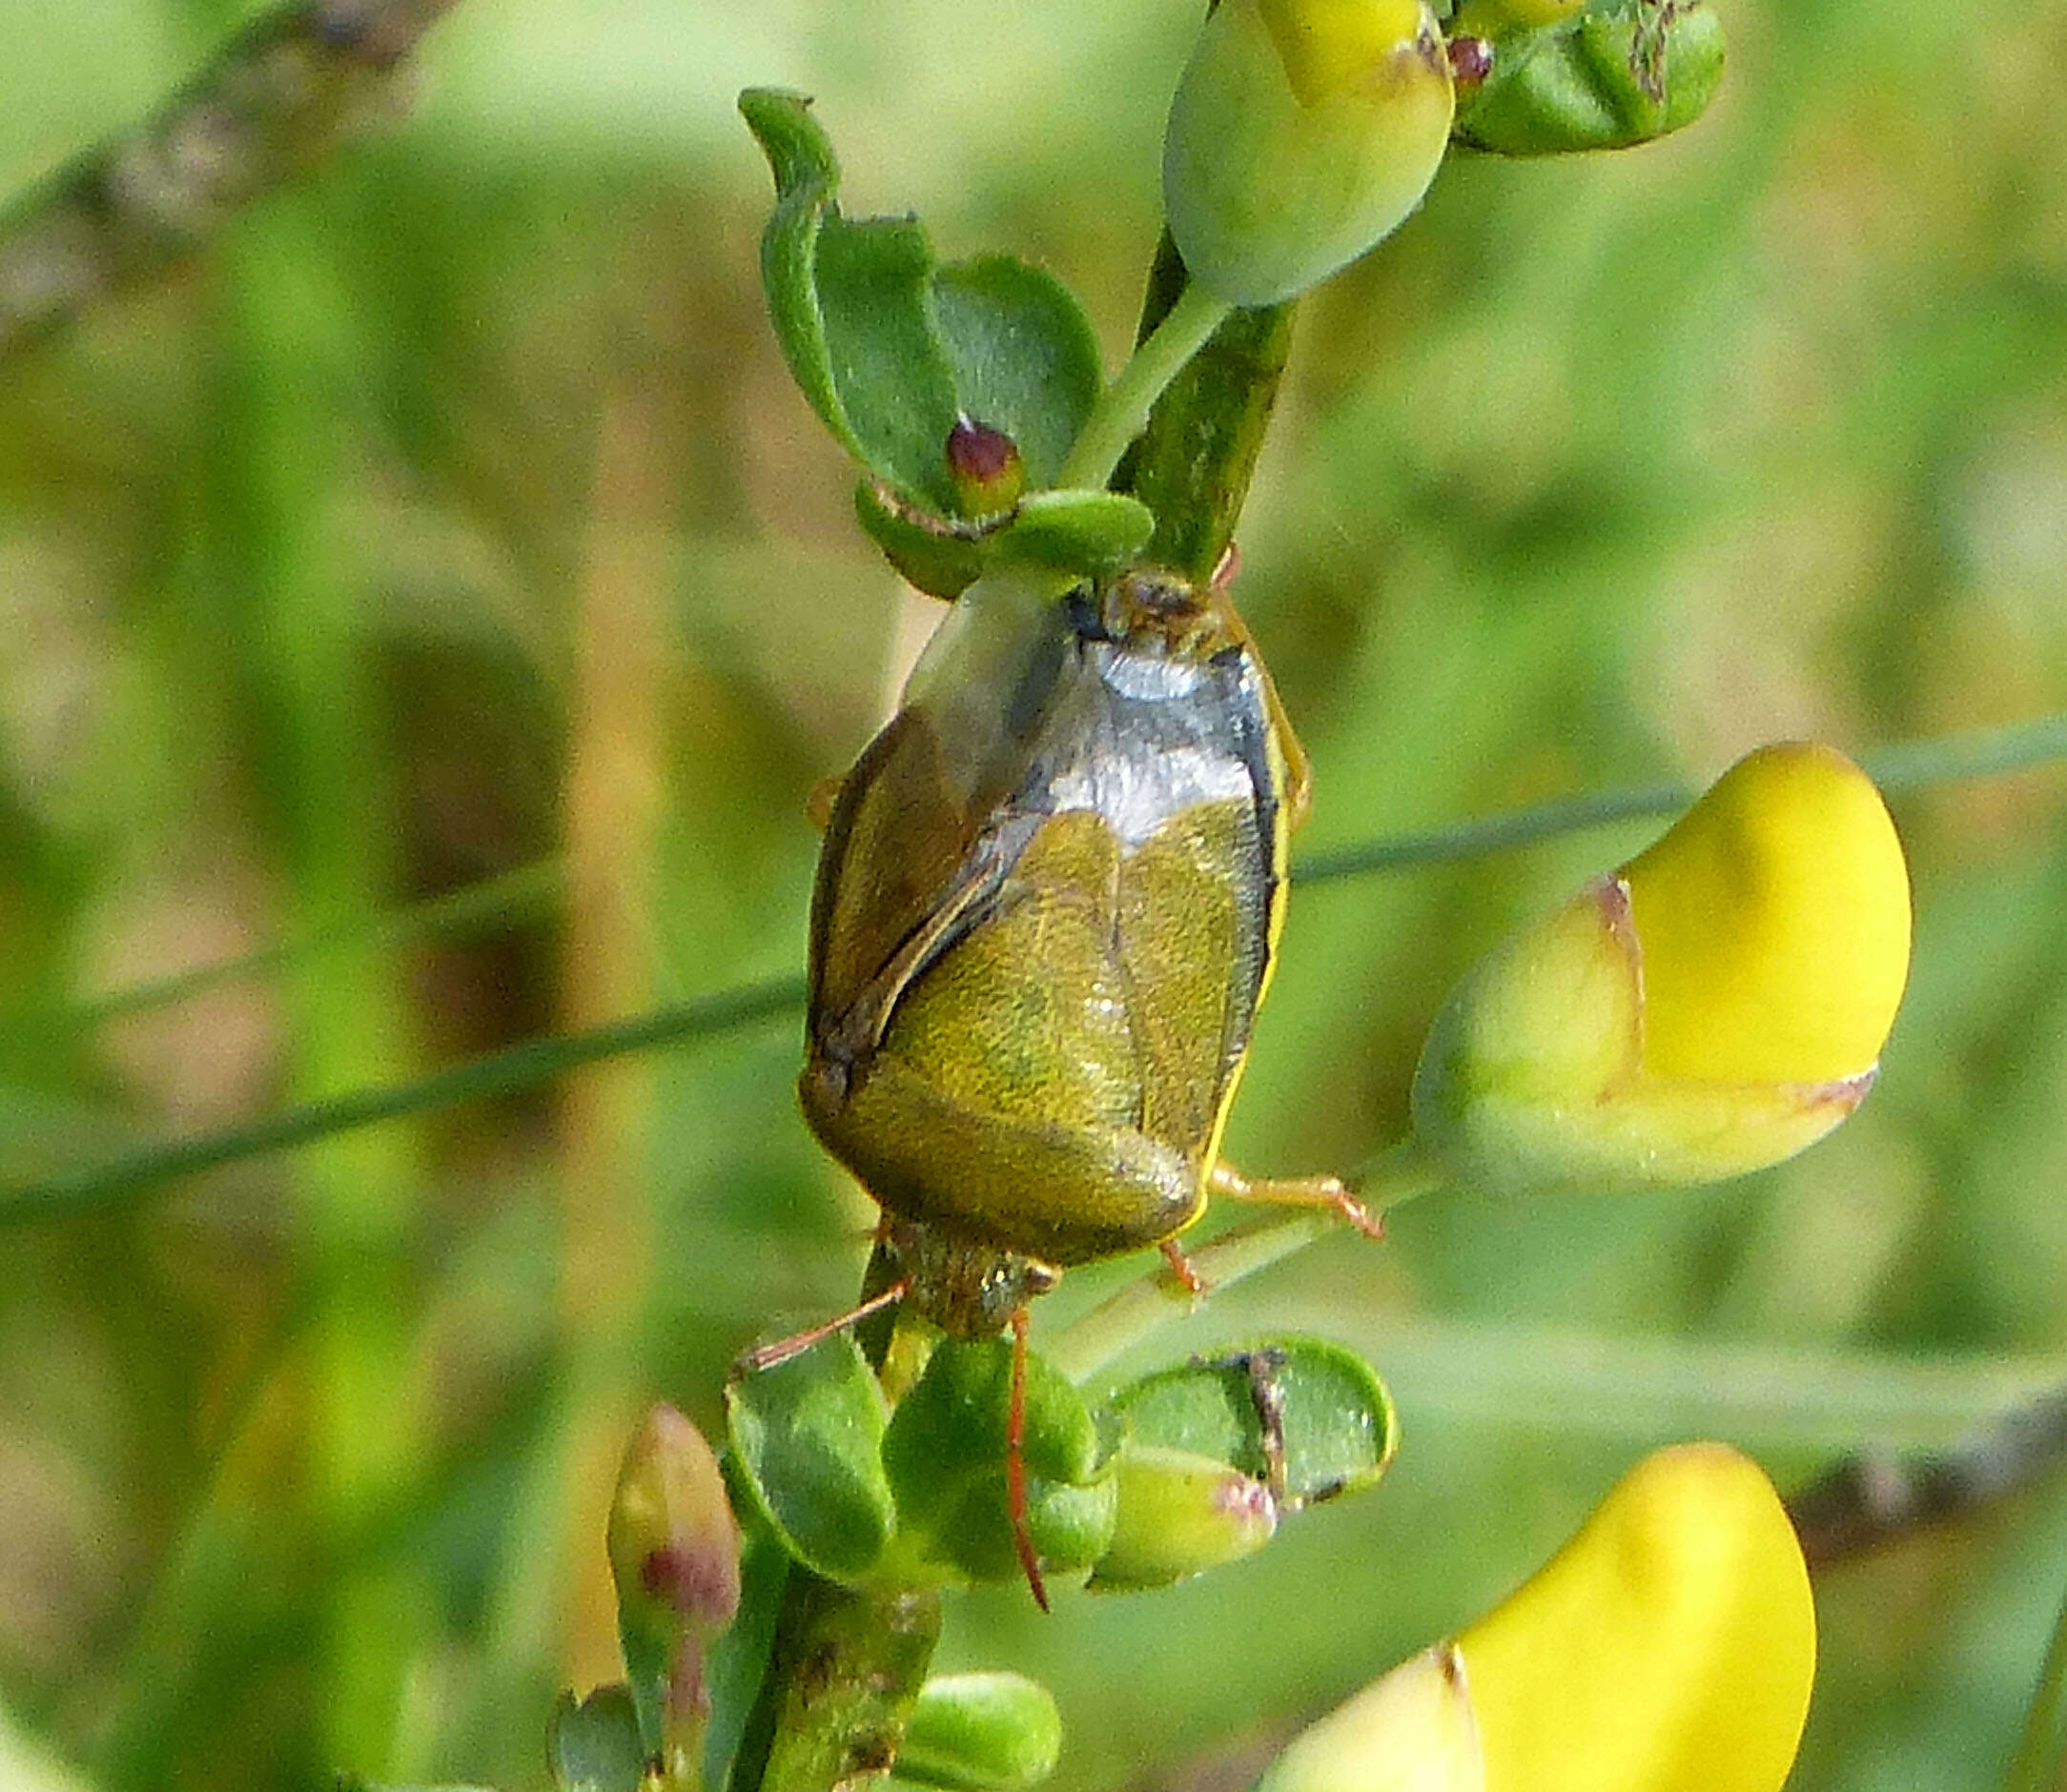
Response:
[809, 581, 1080, 1049]
[1116, 798, 1273, 1149]
[808, 709, 992, 1039]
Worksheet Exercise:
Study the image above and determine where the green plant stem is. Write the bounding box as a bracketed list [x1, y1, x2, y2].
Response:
[1113, 234, 1297, 580]
[1043, 1138, 1444, 1385]
[728, 1575, 942, 1792]
[1056, 279, 1233, 492]
[17, 704, 2067, 1221]
[0, 975, 801, 1224]
[4, 857, 563, 1040]
[2002, 1578, 2067, 1792]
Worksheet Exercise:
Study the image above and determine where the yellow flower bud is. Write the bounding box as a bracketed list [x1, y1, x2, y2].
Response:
[1459, 1444, 1815, 1792]
[1447, 0, 1582, 36]
[1622, 743, 1911, 1087]
[1163, 0, 1454, 306]
[1249, 1445, 1813, 1792]
[1410, 743, 1912, 1193]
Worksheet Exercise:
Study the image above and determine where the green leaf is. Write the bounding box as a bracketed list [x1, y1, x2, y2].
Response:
[881, 1339, 1116, 1586]
[703, 1483, 792, 1792]
[740, 88, 960, 510]
[547, 1685, 647, 1792]
[898, 1673, 1063, 1792]
[929, 257, 1101, 488]
[990, 490, 1156, 578]
[854, 479, 988, 600]
[726, 1334, 895, 1582]
[1103, 1337, 1398, 1507]
[1454, 2, 1725, 155]
[739, 90, 1105, 524]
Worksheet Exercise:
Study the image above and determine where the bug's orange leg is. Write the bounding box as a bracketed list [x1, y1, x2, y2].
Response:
[1160, 1236, 1208, 1295]
[1208, 1161, 1383, 1242]
[731, 1280, 909, 1377]
[1007, 1306, 1051, 1614]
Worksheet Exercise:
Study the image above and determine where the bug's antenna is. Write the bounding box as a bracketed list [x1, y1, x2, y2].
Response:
[731, 1280, 911, 1377]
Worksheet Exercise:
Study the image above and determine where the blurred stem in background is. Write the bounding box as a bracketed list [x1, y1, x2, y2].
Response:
[7, 707, 2067, 1228]
[0, 0, 460, 367]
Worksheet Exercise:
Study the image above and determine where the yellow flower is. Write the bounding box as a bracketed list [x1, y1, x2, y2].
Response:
[1410, 743, 1912, 1193]
[1162, 0, 1454, 306]
[1253, 1444, 1816, 1792]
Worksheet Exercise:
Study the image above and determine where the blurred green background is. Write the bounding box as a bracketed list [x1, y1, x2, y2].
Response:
[5, 0, 2067, 1787]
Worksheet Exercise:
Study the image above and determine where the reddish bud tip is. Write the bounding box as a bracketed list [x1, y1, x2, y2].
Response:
[946, 415, 1026, 517]
[1446, 35, 1493, 91]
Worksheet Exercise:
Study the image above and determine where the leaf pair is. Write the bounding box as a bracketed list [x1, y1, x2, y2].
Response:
[724, 1331, 1397, 1597]
[740, 90, 1153, 597]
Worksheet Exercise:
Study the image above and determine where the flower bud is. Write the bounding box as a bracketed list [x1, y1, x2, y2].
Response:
[1089, 1446, 1278, 1590]
[1411, 743, 1911, 1194]
[1163, 0, 1454, 306]
[1458, 1444, 1814, 1792]
[1249, 1444, 1814, 1792]
[607, 1404, 742, 1783]
[946, 415, 1026, 519]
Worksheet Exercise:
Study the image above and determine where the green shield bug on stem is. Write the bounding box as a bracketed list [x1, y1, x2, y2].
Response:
[745, 553, 1376, 1607]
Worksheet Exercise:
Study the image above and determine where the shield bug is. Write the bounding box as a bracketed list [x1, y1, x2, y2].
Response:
[753, 557, 1373, 1604]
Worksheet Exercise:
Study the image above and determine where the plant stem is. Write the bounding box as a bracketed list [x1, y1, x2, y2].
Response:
[1044, 1138, 1445, 1386]
[1057, 279, 1233, 493]
[0, 975, 803, 1224]
[2002, 1577, 2067, 1792]
[0, 0, 460, 366]
[728, 1573, 942, 1792]
[1114, 233, 1298, 580]
[23, 703, 2067, 1221]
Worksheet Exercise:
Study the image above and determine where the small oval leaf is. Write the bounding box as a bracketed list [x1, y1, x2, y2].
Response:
[547, 1685, 646, 1792]
[1104, 1337, 1398, 1507]
[991, 490, 1156, 579]
[931, 256, 1103, 490]
[727, 1334, 895, 1582]
[1453, 2, 1725, 155]
[882, 1338, 1115, 1586]
[854, 479, 986, 600]
[899, 1672, 1064, 1792]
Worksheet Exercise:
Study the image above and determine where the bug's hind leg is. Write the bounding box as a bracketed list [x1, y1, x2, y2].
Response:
[1207, 1161, 1382, 1241]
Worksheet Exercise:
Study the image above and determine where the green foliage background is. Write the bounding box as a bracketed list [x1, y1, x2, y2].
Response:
[4, 0, 2067, 1787]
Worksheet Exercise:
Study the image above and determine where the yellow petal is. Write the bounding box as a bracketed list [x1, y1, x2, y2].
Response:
[1621, 743, 1911, 1086]
[1259, 0, 1424, 104]
[1253, 1645, 1484, 1792]
[1459, 1443, 1815, 1792]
